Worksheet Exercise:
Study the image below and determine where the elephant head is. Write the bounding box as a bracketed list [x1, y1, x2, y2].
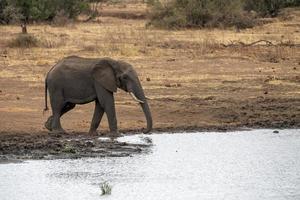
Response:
[93, 58, 153, 133]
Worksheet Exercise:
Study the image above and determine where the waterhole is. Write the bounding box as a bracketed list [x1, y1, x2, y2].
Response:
[0, 129, 299, 200]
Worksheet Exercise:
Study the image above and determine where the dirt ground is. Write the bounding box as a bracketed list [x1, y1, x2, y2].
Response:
[0, 3, 299, 159]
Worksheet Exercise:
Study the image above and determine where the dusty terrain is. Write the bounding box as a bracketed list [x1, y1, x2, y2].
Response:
[0, 3, 299, 159]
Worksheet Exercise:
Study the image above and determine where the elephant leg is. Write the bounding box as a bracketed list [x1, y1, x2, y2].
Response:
[61, 102, 76, 116]
[95, 86, 119, 136]
[89, 100, 104, 135]
[49, 91, 65, 133]
[44, 103, 75, 131]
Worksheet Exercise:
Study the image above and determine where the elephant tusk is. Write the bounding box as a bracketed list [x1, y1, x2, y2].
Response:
[129, 92, 144, 104]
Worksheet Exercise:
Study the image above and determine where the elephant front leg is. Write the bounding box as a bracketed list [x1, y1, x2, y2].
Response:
[95, 86, 119, 137]
[89, 100, 104, 135]
[105, 102, 119, 137]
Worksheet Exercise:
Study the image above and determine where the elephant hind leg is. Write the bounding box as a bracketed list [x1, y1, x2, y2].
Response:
[49, 91, 65, 133]
[45, 115, 53, 131]
[44, 103, 75, 132]
[61, 102, 76, 117]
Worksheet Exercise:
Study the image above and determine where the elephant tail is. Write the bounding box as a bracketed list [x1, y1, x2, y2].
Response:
[43, 76, 49, 114]
[43, 60, 61, 114]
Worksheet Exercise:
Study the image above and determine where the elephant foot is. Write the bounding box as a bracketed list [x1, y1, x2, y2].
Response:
[88, 130, 99, 136]
[109, 131, 122, 139]
[44, 116, 53, 131]
[49, 128, 66, 137]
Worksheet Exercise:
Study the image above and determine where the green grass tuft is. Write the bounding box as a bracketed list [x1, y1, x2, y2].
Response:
[100, 181, 112, 195]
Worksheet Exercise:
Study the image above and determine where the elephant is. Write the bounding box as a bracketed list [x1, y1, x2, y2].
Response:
[44, 56, 152, 137]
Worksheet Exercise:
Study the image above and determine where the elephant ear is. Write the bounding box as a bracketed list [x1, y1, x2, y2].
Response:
[93, 60, 117, 93]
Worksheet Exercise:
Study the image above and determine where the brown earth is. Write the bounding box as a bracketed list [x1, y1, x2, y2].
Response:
[0, 3, 299, 160]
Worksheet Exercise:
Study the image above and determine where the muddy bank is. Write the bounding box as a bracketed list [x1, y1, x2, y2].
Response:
[0, 123, 293, 162]
[0, 132, 152, 162]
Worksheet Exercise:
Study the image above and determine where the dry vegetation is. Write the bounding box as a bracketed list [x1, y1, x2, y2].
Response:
[0, 3, 299, 134]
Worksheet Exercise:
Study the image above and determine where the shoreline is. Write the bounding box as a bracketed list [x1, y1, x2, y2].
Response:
[1, 126, 298, 162]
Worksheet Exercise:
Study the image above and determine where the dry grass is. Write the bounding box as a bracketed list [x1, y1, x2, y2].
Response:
[8, 34, 39, 48]
[0, 20, 298, 67]
[1, 4, 299, 61]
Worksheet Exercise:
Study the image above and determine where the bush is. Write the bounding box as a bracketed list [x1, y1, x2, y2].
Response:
[8, 34, 39, 48]
[244, 0, 300, 17]
[147, 0, 300, 29]
[148, 0, 257, 29]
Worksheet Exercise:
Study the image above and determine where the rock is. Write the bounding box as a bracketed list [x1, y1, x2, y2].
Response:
[165, 83, 181, 88]
[167, 58, 175, 62]
[204, 96, 216, 101]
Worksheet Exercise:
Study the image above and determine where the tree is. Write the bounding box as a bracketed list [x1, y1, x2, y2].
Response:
[0, 0, 90, 24]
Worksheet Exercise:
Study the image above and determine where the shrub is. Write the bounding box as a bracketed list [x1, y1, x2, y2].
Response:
[244, 0, 300, 17]
[148, 0, 257, 29]
[8, 34, 39, 48]
[147, 0, 300, 29]
[148, 2, 187, 29]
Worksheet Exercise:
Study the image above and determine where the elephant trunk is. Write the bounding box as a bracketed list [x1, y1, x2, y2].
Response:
[131, 83, 153, 134]
[140, 100, 152, 134]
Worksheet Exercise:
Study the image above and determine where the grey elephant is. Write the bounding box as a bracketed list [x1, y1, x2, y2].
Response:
[44, 56, 152, 137]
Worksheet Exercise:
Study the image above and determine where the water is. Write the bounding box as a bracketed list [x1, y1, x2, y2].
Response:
[0, 129, 300, 200]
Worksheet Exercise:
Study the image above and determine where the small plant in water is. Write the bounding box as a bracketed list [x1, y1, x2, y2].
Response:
[100, 181, 112, 195]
